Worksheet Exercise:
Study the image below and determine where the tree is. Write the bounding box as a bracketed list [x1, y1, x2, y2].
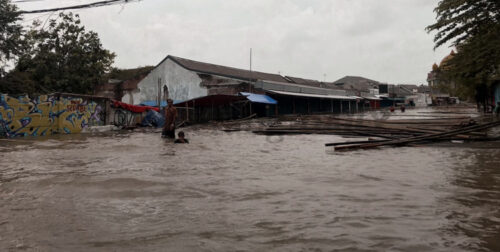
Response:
[1, 12, 115, 95]
[427, 0, 500, 49]
[0, 0, 25, 76]
[427, 0, 500, 106]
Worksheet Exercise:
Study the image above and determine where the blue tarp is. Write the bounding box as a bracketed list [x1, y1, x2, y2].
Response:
[240, 92, 278, 104]
[140, 110, 165, 128]
[140, 100, 183, 107]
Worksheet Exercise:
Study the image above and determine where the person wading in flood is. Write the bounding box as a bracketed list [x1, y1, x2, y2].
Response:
[174, 131, 189, 144]
[162, 99, 178, 139]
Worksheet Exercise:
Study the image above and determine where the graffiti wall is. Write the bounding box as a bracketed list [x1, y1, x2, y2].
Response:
[0, 94, 106, 137]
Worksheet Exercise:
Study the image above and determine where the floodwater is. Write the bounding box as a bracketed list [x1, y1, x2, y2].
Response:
[1, 110, 500, 251]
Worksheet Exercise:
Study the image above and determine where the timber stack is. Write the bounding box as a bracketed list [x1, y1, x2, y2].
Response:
[222, 113, 500, 151]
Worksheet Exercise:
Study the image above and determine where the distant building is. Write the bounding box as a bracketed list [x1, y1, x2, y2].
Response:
[331, 76, 380, 95]
[94, 67, 152, 101]
[417, 84, 431, 94]
[331, 76, 382, 109]
[398, 84, 419, 94]
[129, 55, 343, 105]
[427, 50, 457, 96]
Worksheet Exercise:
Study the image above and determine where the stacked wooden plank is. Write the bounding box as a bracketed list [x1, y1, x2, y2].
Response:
[223, 113, 500, 151]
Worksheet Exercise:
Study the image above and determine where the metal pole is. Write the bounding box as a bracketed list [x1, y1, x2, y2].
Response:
[249, 48, 252, 93]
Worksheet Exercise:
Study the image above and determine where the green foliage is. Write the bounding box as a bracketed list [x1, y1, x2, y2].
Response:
[0, 12, 115, 96]
[427, 0, 500, 103]
[0, 0, 25, 76]
[105, 66, 154, 82]
[427, 0, 500, 49]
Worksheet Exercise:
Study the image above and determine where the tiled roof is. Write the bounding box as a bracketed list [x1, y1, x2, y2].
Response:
[333, 76, 380, 85]
[332, 76, 380, 92]
[285, 76, 322, 87]
[165, 56, 289, 83]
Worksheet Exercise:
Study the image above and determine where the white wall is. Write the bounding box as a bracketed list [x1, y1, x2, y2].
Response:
[126, 58, 207, 104]
[407, 93, 431, 107]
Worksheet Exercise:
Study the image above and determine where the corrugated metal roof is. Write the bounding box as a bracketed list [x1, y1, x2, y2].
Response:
[268, 90, 357, 100]
[255, 80, 349, 97]
[285, 76, 323, 87]
[174, 95, 246, 107]
[362, 96, 381, 100]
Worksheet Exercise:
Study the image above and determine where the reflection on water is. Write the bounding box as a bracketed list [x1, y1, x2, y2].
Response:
[1, 121, 500, 251]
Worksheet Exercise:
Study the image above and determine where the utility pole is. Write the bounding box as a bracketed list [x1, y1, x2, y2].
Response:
[249, 48, 253, 93]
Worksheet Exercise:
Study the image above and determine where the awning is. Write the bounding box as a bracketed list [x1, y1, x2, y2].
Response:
[112, 100, 159, 113]
[362, 96, 381, 101]
[267, 90, 357, 100]
[240, 92, 277, 104]
[381, 97, 405, 101]
[174, 95, 246, 107]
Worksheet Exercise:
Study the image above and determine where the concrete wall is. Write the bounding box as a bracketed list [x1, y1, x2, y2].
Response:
[129, 58, 207, 104]
[122, 89, 140, 105]
[0, 94, 106, 137]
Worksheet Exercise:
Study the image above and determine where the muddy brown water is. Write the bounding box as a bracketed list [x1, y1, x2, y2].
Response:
[1, 109, 500, 251]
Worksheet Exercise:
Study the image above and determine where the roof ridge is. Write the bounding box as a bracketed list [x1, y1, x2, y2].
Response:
[169, 55, 283, 77]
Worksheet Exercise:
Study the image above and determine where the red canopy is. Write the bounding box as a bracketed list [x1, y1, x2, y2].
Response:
[112, 100, 160, 113]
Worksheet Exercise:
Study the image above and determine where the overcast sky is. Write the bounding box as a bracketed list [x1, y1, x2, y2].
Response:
[18, 0, 453, 85]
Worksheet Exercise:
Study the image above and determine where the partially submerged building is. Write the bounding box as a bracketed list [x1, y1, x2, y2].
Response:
[125, 55, 363, 121]
[100, 55, 435, 123]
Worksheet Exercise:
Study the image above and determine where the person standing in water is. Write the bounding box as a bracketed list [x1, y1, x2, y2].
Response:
[162, 99, 178, 138]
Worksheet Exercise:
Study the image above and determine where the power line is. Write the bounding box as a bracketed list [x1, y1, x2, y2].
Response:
[18, 0, 142, 14]
[13, 0, 46, 3]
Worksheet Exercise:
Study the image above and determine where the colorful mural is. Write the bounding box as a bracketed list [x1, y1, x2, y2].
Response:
[0, 94, 104, 137]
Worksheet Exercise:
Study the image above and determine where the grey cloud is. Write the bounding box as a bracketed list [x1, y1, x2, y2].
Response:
[17, 0, 453, 84]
